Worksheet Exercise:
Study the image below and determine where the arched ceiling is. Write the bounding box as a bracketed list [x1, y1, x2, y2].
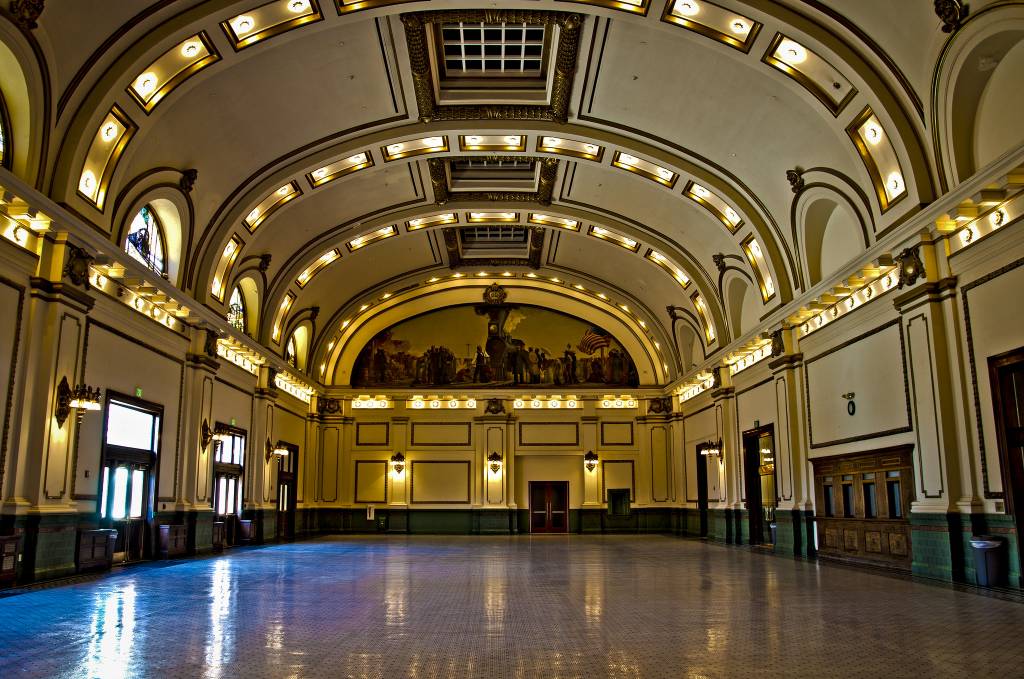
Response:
[17, 0, 984, 386]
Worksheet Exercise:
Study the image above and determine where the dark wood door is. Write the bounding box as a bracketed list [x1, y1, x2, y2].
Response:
[277, 471, 295, 540]
[696, 446, 709, 537]
[990, 348, 1024, 584]
[743, 424, 777, 545]
[529, 481, 569, 533]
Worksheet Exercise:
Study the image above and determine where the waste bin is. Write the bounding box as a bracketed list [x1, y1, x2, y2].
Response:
[970, 536, 1006, 587]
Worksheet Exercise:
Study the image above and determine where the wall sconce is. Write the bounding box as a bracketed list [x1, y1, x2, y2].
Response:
[212, 423, 232, 444]
[200, 419, 213, 450]
[487, 451, 503, 474]
[701, 439, 722, 457]
[584, 450, 599, 472]
[265, 439, 290, 462]
[55, 376, 101, 428]
[390, 452, 406, 475]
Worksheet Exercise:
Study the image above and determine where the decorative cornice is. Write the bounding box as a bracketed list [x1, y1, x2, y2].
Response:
[28, 276, 95, 311]
[768, 352, 803, 371]
[892, 276, 958, 311]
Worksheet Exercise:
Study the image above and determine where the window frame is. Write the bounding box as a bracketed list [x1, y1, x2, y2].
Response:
[125, 204, 168, 276]
[0, 88, 12, 171]
[227, 285, 248, 334]
[98, 392, 164, 518]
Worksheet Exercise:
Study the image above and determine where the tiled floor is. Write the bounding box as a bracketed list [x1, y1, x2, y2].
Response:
[2, 536, 1023, 678]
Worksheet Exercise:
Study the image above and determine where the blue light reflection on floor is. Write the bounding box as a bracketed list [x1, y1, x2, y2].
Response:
[2, 535, 1024, 678]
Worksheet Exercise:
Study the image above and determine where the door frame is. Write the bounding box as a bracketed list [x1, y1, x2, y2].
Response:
[742, 423, 776, 545]
[528, 480, 570, 533]
[275, 441, 299, 540]
[98, 391, 163, 562]
[989, 346, 1024, 584]
[695, 444, 709, 537]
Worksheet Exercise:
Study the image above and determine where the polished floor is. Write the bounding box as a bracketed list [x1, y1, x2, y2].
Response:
[2, 536, 1023, 678]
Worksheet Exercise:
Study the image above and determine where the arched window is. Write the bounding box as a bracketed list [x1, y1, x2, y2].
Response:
[125, 205, 166, 275]
[227, 286, 246, 333]
[285, 334, 298, 368]
[0, 88, 11, 170]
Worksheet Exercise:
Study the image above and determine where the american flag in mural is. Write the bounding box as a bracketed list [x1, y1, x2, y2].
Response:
[577, 327, 612, 355]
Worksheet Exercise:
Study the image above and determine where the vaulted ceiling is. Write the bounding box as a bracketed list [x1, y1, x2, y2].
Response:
[8, 0, 1008, 387]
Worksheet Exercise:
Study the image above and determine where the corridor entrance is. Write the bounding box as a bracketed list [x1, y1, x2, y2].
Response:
[990, 347, 1024, 584]
[529, 481, 569, 533]
[743, 424, 777, 546]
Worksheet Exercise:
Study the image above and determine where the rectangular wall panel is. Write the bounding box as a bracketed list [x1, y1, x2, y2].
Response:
[321, 426, 340, 502]
[650, 426, 669, 502]
[602, 459, 635, 501]
[354, 460, 387, 503]
[356, 422, 389, 446]
[601, 421, 634, 446]
[518, 422, 579, 446]
[806, 321, 911, 449]
[411, 461, 471, 503]
[410, 422, 471, 447]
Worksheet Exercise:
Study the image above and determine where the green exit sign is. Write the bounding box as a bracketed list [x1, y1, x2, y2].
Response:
[230, 418, 236, 426]
[135, 387, 143, 398]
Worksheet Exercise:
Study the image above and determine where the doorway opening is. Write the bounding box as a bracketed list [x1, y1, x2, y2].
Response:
[213, 424, 246, 547]
[529, 481, 569, 533]
[990, 347, 1024, 585]
[275, 442, 298, 540]
[695, 443, 710, 537]
[742, 424, 777, 546]
[99, 395, 162, 563]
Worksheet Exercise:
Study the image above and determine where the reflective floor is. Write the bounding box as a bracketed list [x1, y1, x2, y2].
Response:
[2, 535, 1023, 678]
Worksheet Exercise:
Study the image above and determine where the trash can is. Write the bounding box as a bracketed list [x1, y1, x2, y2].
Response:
[970, 536, 1006, 587]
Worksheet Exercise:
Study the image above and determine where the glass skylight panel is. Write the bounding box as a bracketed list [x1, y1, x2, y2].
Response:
[441, 22, 545, 77]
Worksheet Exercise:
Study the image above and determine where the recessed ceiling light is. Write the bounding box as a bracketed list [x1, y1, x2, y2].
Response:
[423, 137, 443, 147]
[79, 171, 97, 193]
[619, 153, 638, 165]
[544, 137, 560, 146]
[502, 271, 512, 277]
[247, 208, 260, 222]
[730, 19, 749, 34]
[181, 41, 202, 58]
[583, 144, 598, 154]
[724, 207, 740, 224]
[135, 73, 157, 95]
[864, 122, 884, 145]
[477, 271, 488, 277]
[312, 168, 328, 179]
[453, 272, 464, 278]
[348, 153, 366, 164]
[288, 0, 310, 12]
[991, 209, 1007, 227]
[656, 168, 674, 180]
[277, 185, 291, 196]
[886, 172, 904, 194]
[778, 39, 807, 65]
[691, 183, 710, 198]
[675, 0, 700, 16]
[526, 273, 537, 278]
[466, 135, 482, 144]
[387, 143, 403, 153]
[428, 276, 439, 283]
[101, 122, 119, 142]
[504, 135, 520, 144]
[232, 15, 255, 35]
[551, 277, 561, 283]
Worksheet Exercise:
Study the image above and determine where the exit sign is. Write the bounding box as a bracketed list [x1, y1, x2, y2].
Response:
[135, 387, 143, 398]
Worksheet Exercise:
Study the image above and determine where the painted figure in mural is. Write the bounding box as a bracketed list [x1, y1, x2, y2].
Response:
[351, 304, 638, 388]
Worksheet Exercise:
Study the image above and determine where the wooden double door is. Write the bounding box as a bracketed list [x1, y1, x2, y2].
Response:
[529, 481, 569, 533]
[991, 348, 1024, 583]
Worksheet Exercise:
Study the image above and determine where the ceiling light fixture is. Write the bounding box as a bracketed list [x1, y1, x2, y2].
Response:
[778, 39, 807, 64]
[288, 0, 310, 12]
[181, 40, 202, 58]
[134, 73, 157, 95]
[232, 15, 255, 35]
[101, 122, 119, 142]
[675, 0, 700, 16]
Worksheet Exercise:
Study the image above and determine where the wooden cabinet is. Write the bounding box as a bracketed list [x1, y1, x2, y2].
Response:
[158, 524, 188, 558]
[238, 519, 254, 544]
[77, 529, 118, 572]
[212, 522, 225, 552]
[0, 534, 21, 585]
[811, 446, 914, 572]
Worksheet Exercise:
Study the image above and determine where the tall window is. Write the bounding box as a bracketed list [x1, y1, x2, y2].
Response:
[286, 334, 298, 368]
[227, 286, 246, 333]
[125, 206, 166, 275]
[214, 426, 245, 521]
[0, 89, 10, 169]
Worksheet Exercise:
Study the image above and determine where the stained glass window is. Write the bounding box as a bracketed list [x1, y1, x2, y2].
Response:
[286, 334, 298, 368]
[227, 286, 246, 333]
[125, 206, 166, 274]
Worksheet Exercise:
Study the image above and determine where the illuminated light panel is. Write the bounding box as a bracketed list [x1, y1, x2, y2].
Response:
[459, 134, 526, 152]
[528, 213, 580, 231]
[949, 193, 1022, 255]
[275, 372, 314, 404]
[727, 339, 773, 376]
[513, 396, 580, 409]
[683, 181, 744, 232]
[794, 261, 899, 338]
[271, 292, 296, 343]
[741, 235, 776, 302]
[352, 396, 391, 409]
[243, 181, 301, 232]
[467, 211, 519, 223]
[679, 373, 714, 402]
[406, 213, 457, 231]
[334, 0, 411, 15]
[296, 248, 341, 288]
[599, 396, 638, 409]
[846, 107, 908, 213]
[306, 151, 373, 187]
[127, 33, 220, 113]
[646, 250, 690, 288]
[691, 291, 716, 344]
[347, 224, 397, 251]
[381, 136, 448, 161]
[761, 33, 857, 116]
[569, 0, 648, 16]
[221, 0, 324, 51]
[612, 151, 678, 188]
[661, 0, 762, 53]
[589, 225, 640, 252]
[210, 235, 243, 301]
[536, 136, 603, 161]
[77, 106, 137, 210]
[407, 396, 478, 410]
[216, 338, 263, 376]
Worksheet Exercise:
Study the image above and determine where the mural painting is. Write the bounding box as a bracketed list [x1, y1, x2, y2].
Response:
[352, 298, 638, 388]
